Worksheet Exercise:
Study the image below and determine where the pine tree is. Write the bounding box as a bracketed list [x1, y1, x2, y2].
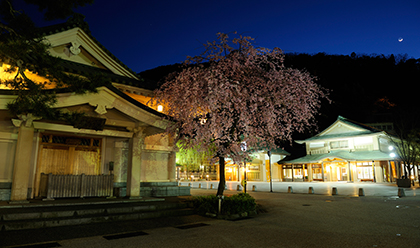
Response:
[0, 0, 105, 123]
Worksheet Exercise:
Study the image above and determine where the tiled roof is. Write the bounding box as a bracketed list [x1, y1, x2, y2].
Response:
[61, 60, 157, 90]
[39, 14, 142, 84]
[297, 116, 385, 143]
[336, 115, 383, 133]
[303, 131, 380, 142]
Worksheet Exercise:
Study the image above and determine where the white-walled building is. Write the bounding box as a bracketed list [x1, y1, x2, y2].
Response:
[281, 116, 400, 183]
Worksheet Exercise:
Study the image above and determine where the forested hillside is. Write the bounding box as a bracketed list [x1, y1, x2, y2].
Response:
[284, 52, 420, 129]
[138, 52, 420, 156]
[140, 52, 420, 128]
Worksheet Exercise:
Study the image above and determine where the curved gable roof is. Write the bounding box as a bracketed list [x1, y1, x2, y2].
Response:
[40, 14, 140, 80]
[296, 116, 384, 144]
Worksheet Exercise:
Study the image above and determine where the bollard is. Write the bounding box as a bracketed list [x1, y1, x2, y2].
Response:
[252, 185, 257, 191]
[199, 183, 201, 188]
[358, 188, 365, 196]
[210, 184, 213, 189]
[308, 187, 314, 194]
[332, 187, 338, 195]
[288, 186, 293, 193]
[218, 195, 224, 214]
[398, 188, 405, 197]
[237, 185, 242, 191]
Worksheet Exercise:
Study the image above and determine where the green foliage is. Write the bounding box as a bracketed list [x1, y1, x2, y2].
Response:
[192, 193, 256, 216]
[176, 142, 216, 171]
[192, 195, 219, 215]
[222, 193, 256, 215]
[0, 0, 106, 121]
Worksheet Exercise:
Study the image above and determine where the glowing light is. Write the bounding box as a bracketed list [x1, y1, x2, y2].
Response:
[388, 146, 394, 151]
[241, 141, 247, 152]
[398, 37, 403, 42]
[157, 105, 163, 112]
[390, 153, 396, 158]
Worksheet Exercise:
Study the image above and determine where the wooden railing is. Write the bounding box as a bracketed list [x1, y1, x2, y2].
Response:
[39, 173, 113, 200]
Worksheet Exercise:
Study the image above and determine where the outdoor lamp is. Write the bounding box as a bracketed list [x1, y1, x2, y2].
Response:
[241, 142, 247, 193]
[267, 150, 272, 192]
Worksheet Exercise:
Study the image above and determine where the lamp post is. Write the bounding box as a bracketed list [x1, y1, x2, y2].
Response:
[241, 142, 247, 193]
[268, 150, 272, 192]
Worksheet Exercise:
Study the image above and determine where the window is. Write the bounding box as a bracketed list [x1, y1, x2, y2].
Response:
[330, 140, 348, 149]
[309, 142, 325, 148]
[354, 137, 372, 146]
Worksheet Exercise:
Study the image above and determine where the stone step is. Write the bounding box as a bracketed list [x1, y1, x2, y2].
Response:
[0, 199, 194, 231]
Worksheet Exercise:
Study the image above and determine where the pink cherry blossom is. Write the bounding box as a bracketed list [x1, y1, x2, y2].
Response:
[153, 32, 328, 195]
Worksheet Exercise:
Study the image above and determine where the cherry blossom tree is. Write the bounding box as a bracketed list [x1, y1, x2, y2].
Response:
[153, 32, 328, 196]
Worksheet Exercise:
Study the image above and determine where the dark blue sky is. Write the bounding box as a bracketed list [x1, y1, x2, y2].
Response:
[20, 0, 420, 73]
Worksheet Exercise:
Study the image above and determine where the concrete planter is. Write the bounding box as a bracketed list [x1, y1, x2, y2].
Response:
[397, 178, 411, 188]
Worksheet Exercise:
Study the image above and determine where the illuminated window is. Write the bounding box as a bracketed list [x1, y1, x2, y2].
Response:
[330, 140, 348, 149]
[354, 137, 372, 145]
[309, 142, 324, 148]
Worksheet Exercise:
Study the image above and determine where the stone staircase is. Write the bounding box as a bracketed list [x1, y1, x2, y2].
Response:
[0, 198, 194, 231]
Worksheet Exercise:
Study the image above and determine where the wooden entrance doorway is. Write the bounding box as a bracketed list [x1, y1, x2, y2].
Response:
[34, 133, 102, 197]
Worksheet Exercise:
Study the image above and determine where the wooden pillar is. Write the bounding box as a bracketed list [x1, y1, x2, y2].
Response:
[347, 161, 352, 182]
[126, 128, 145, 199]
[168, 151, 177, 182]
[387, 161, 393, 182]
[10, 114, 39, 203]
[308, 164, 313, 182]
[372, 161, 376, 182]
[291, 164, 294, 182]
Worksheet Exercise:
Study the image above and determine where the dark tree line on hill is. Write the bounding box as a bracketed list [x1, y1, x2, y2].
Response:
[283, 52, 420, 129]
[139, 52, 420, 158]
[140, 52, 420, 131]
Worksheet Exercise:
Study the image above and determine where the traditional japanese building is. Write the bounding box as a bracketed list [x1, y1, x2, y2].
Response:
[280, 116, 400, 183]
[0, 17, 189, 202]
[224, 148, 290, 182]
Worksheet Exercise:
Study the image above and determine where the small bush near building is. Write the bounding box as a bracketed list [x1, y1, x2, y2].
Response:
[192, 193, 256, 217]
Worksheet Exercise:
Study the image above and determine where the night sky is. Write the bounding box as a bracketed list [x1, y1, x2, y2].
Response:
[17, 0, 420, 73]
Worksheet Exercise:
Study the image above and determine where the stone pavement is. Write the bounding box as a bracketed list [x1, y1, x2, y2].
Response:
[1, 183, 420, 247]
[180, 180, 420, 197]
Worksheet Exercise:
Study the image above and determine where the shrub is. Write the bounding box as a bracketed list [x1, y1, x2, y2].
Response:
[192, 195, 219, 215]
[191, 193, 256, 216]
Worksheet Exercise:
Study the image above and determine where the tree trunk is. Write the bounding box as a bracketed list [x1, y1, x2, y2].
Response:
[403, 164, 408, 178]
[216, 156, 225, 196]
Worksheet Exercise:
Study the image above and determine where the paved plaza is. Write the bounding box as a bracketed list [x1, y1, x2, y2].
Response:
[180, 180, 420, 197]
[1, 182, 420, 248]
